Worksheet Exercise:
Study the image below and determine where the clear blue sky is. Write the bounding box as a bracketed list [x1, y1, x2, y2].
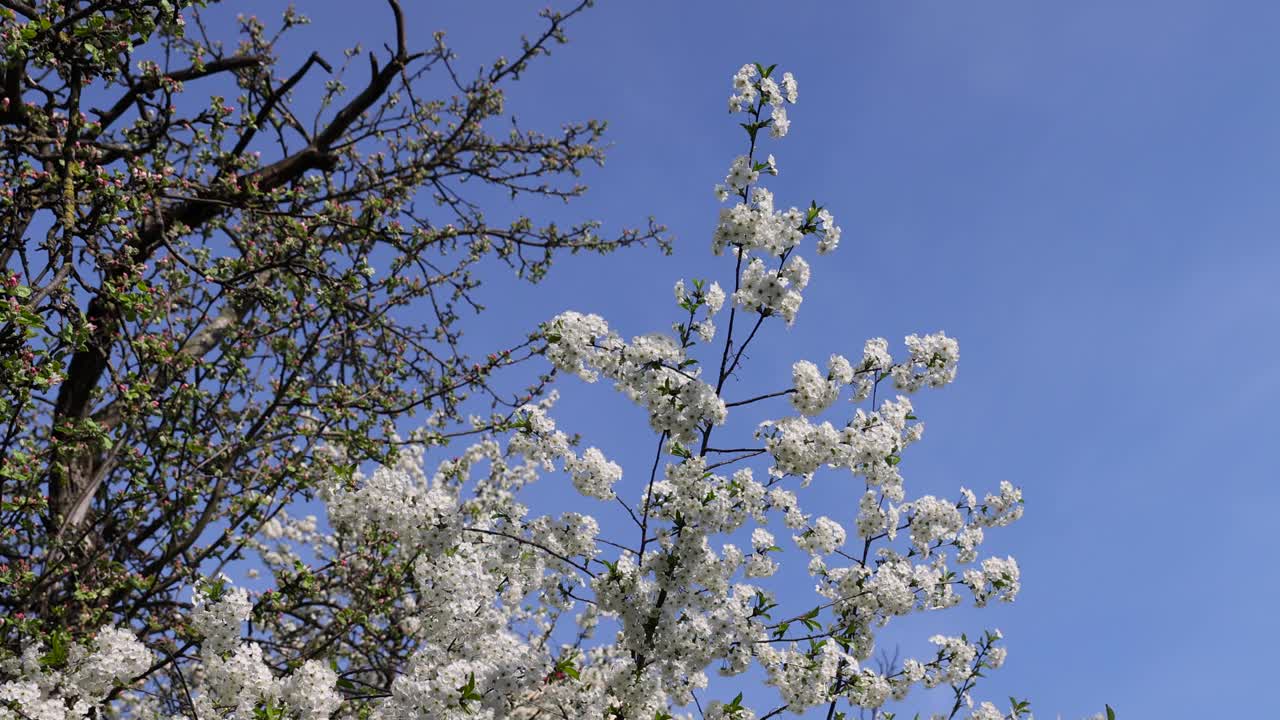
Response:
[258, 1, 1280, 717]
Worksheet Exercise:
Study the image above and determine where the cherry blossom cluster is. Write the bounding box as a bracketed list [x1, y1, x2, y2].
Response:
[0, 584, 342, 720]
[544, 311, 727, 444]
[728, 62, 796, 135]
[0, 626, 150, 719]
[184, 581, 343, 719]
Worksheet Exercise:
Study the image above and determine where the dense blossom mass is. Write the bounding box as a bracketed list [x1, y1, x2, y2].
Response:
[0, 61, 1111, 720]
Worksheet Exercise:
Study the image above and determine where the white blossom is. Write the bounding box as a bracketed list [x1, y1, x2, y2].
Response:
[770, 104, 790, 138]
[566, 447, 623, 499]
[780, 72, 798, 103]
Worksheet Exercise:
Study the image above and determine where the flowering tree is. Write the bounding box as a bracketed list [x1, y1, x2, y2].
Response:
[1, 13, 1111, 719]
[0, 0, 667, 704]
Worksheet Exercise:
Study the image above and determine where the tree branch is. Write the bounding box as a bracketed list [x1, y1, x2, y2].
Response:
[230, 51, 332, 157]
[0, 0, 37, 20]
[91, 54, 268, 133]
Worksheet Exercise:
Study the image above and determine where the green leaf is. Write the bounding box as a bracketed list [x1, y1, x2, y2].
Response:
[1106, 705, 1116, 720]
[16, 309, 43, 327]
[253, 702, 285, 720]
[39, 630, 69, 669]
[456, 671, 483, 713]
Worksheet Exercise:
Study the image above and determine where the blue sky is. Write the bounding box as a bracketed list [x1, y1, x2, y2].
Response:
[253, 1, 1280, 717]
